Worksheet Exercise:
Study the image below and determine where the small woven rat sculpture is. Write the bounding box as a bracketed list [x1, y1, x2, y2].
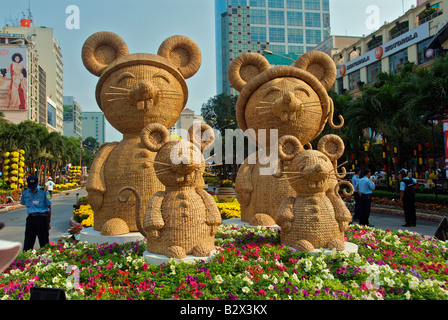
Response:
[275, 134, 353, 252]
[119, 123, 221, 259]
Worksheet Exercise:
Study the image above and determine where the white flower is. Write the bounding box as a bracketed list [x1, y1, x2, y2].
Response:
[408, 277, 420, 290]
[405, 291, 411, 300]
[215, 275, 224, 284]
[242, 286, 250, 293]
[268, 284, 274, 290]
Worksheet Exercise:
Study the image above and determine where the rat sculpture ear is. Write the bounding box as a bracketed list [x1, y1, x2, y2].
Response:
[158, 35, 202, 79]
[294, 51, 336, 91]
[82, 31, 129, 77]
[140, 123, 170, 152]
[278, 135, 303, 161]
[188, 123, 215, 151]
[228, 52, 271, 92]
[317, 134, 345, 161]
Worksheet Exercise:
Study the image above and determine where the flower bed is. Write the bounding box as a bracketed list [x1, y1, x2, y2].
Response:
[1, 224, 447, 300]
[214, 196, 241, 219]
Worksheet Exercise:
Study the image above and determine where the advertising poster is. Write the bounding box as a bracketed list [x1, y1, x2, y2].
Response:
[0, 46, 28, 110]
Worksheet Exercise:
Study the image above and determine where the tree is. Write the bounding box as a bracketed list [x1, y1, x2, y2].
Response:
[201, 93, 238, 134]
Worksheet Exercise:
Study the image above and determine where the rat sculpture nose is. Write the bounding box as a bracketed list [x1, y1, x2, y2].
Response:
[129, 80, 159, 110]
[271, 91, 303, 121]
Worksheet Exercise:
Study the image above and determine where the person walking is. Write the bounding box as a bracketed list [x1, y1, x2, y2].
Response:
[351, 168, 361, 223]
[45, 177, 55, 195]
[398, 169, 417, 227]
[20, 175, 53, 251]
[357, 169, 375, 227]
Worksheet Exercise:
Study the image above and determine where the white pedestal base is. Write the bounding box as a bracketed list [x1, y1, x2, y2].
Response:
[289, 242, 358, 255]
[143, 249, 218, 266]
[222, 218, 280, 230]
[79, 227, 145, 245]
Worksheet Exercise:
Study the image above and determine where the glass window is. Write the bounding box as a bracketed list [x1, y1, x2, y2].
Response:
[323, 13, 330, 28]
[232, 17, 239, 23]
[337, 78, 344, 93]
[322, 0, 329, 11]
[251, 44, 259, 50]
[288, 28, 304, 43]
[242, 43, 248, 51]
[251, 26, 267, 42]
[269, 27, 286, 42]
[366, 60, 382, 84]
[305, 12, 321, 27]
[232, 34, 239, 41]
[348, 70, 361, 91]
[250, 0, 266, 7]
[287, 11, 303, 26]
[232, 26, 239, 32]
[417, 38, 438, 65]
[306, 29, 321, 44]
[242, 17, 248, 23]
[269, 10, 285, 25]
[270, 44, 286, 54]
[242, 34, 248, 41]
[288, 45, 304, 54]
[304, 0, 320, 10]
[230, 0, 247, 5]
[233, 43, 240, 50]
[251, 9, 267, 24]
[268, 0, 284, 8]
[286, 0, 302, 9]
[389, 49, 408, 73]
[241, 8, 247, 14]
[241, 26, 248, 32]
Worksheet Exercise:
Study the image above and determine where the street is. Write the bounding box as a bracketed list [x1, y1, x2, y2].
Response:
[0, 188, 88, 249]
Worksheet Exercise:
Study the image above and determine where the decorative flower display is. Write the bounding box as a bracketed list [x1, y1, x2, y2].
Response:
[73, 204, 94, 227]
[214, 196, 241, 219]
[1, 224, 447, 300]
[1, 150, 26, 190]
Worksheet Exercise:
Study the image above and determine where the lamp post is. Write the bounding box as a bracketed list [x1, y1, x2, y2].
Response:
[263, 50, 296, 65]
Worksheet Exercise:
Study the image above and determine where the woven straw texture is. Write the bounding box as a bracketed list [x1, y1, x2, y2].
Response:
[276, 134, 353, 252]
[82, 32, 201, 235]
[230, 51, 341, 226]
[138, 123, 221, 259]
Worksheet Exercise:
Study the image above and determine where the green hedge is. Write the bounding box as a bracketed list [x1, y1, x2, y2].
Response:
[373, 189, 448, 206]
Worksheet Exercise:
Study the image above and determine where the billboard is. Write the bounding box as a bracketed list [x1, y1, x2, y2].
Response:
[0, 46, 28, 110]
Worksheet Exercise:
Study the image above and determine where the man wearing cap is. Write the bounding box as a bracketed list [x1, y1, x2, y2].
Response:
[398, 169, 417, 227]
[20, 175, 53, 250]
[45, 177, 55, 195]
[357, 169, 375, 227]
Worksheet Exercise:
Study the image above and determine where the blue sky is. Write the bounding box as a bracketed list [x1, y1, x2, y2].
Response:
[1, 0, 416, 141]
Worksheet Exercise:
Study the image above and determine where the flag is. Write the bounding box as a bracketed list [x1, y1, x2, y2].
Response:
[20, 19, 31, 27]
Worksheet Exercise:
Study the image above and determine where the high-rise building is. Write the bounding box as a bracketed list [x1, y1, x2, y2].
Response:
[82, 111, 105, 145]
[63, 96, 83, 140]
[215, 0, 331, 95]
[0, 22, 63, 133]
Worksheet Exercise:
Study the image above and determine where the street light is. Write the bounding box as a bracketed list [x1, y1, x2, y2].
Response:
[263, 49, 296, 63]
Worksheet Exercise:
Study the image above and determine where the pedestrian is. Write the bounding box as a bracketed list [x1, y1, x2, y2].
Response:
[357, 168, 375, 227]
[351, 167, 361, 223]
[398, 169, 417, 227]
[20, 175, 53, 251]
[45, 177, 55, 195]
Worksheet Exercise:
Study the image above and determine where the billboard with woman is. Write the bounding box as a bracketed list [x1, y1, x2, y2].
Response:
[0, 47, 27, 110]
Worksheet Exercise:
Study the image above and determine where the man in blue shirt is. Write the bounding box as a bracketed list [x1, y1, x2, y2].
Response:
[351, 168, 361, 222]
[357, 169, 375, 227]
[399, 169, 417, 227]
[20, 175, 53, 250]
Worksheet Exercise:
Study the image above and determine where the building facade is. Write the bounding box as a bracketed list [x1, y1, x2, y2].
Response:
[63, 96, 83, 139]
[172, 108, 205, 136]
[82, 111, 105, 145]
[215, 0, 331, 95]
[0, 22, 63, 133]
[333, 0, 448, 94]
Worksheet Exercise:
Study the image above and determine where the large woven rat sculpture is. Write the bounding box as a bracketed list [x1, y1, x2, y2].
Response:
[275, 134, 353, 252]
[82, 32, 201, 235]
[228, 51, 343, 226]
